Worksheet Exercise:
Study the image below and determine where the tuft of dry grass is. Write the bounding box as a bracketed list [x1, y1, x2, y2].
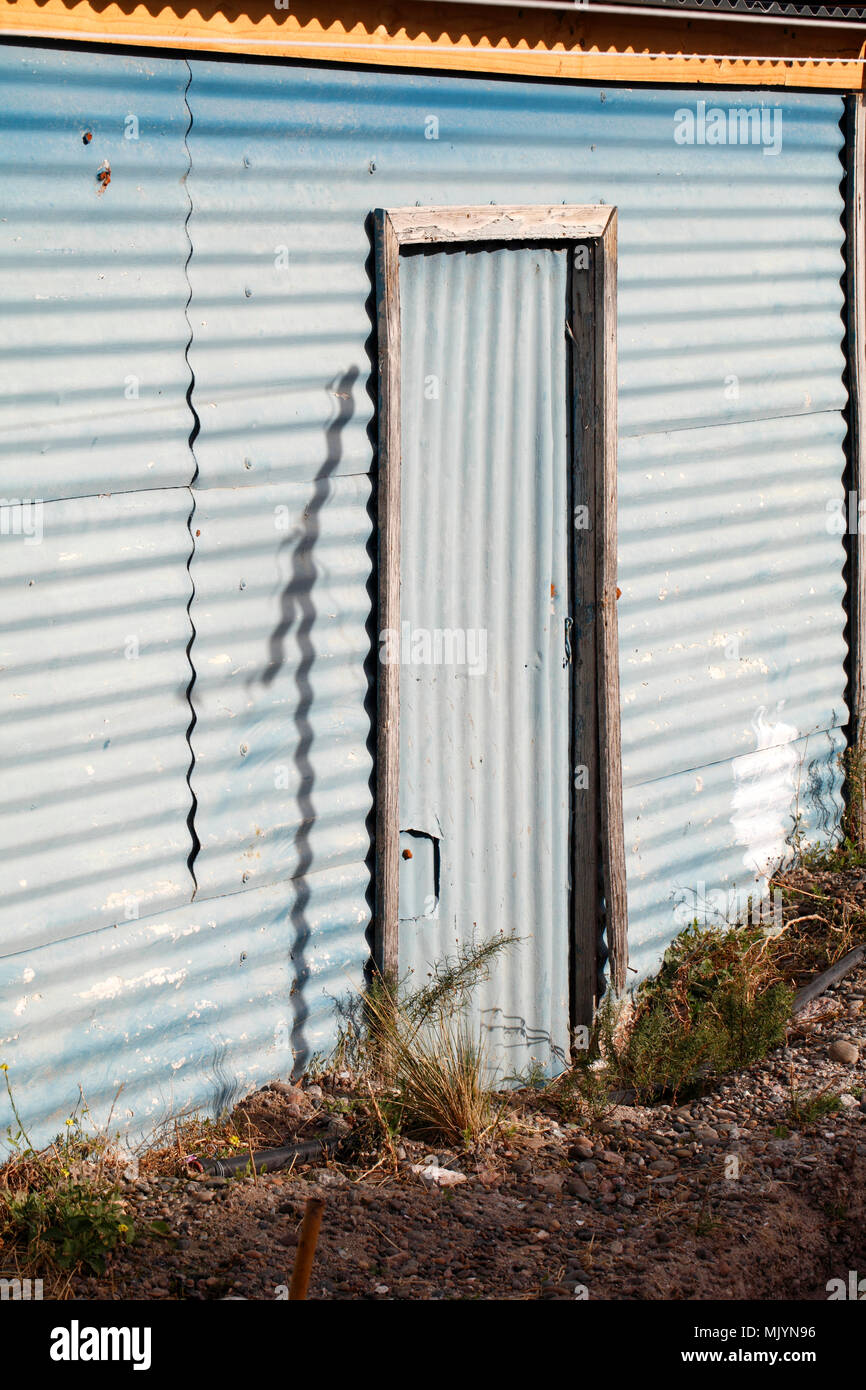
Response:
[359, 942, 515, 1149]
[771, 865, 866, 983]
[391, 1022, 498, 1147]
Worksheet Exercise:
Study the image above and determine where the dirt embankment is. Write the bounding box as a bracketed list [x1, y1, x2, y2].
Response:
[67, 963, 866, 1302]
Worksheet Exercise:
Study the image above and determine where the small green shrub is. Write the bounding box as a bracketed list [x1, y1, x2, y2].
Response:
[840, 744, 866, 854]
[3, 1181, 134, 1275]
[545, 1061, 612, 1127]
[789, 1087, 841, 1128]
[582, 921, 794, 1104]
[0, 1068, 135, 1276]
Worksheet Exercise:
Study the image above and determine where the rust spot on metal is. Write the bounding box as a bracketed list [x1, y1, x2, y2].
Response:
[550, 582, 557, 598]
[402, 848, 413, 860]
[96, 160, 111, 192]
[616, 586, 622, 599]
[82, 131, 93, 145]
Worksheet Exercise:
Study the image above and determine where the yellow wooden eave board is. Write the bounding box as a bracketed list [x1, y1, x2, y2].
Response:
[0, 0, 864, 89]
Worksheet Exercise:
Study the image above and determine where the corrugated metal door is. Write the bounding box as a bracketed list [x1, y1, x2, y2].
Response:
[399, 245, 572, 1078]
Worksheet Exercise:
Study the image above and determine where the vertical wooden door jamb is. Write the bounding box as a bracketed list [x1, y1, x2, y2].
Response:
[570, 242, 602, 1029]
[596, 216, 628, 998]
[570, 216, 627, 1027]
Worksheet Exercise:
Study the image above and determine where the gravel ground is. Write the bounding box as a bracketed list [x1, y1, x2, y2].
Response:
[70, 963, 866, 1302]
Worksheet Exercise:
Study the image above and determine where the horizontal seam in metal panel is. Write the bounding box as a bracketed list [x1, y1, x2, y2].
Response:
[17, 483, 198, 510]
[14, 471, 376, 510]
[623, 721, 844, 792]
[184, 864, 370, 912]
[13, 414, 843, 506]
[0, 918, 146, 966]
[0, 861, 370, 966]
[619, 403, 844, 441]
[190, 470, 374, 491]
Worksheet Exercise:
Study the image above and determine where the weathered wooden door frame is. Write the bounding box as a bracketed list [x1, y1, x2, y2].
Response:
[372, 205, 628, 1030]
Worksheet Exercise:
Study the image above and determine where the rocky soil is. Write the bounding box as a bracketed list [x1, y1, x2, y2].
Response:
[72, 963, 866, 1302]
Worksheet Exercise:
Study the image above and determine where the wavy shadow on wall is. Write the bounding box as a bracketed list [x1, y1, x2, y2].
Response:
[247, 366, 360, 1078]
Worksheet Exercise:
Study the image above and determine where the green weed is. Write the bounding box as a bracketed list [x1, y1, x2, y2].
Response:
[0, 1068, 134, 1276]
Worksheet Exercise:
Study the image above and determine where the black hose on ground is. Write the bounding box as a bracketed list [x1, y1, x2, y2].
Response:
[200, 1135, 339, 1178]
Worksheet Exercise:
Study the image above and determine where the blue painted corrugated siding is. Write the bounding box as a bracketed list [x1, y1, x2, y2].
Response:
[0, 47, 850, 1146]
[618, 413, 848, 972]
[0, 491, 196, 954]
[0, 47, 194, 499]
[0, 46, 196, 953]
[0, 861, 367, 1144]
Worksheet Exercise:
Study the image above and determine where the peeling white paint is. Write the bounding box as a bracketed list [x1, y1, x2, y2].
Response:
[78, 966, 187, 1002]
[102, 892, 133, 912]
[102, 882, 182, 914]
[13, 993, 41, 1016]
[147, 920, 201, 940]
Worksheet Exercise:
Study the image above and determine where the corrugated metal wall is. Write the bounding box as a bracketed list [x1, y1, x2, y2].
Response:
[0, 48, 194, 959]
[181, 60, 847, 1001]
[399, 245, 571, 1076]
[0, 46, 849, 1141]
